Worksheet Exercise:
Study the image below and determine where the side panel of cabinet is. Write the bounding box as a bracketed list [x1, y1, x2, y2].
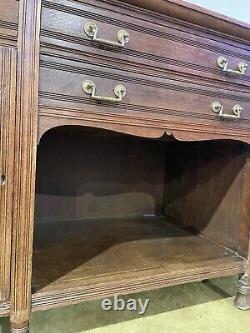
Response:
[0, 46, 16, 301]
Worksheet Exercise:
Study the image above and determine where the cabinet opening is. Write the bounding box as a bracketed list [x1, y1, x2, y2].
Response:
[32, 126, 249, 304]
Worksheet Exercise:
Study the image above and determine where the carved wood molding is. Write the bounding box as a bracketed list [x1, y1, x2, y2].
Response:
[10, 0, 42, 327]
[38, 106, 250, 144]
[0, 46, 16, 301]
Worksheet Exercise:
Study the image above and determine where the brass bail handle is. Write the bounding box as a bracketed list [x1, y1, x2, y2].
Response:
[84, 22, 129, 47]
[83, 80, 127, 103]
[212, 101, 243, 120]
[217, 56, 248, 75]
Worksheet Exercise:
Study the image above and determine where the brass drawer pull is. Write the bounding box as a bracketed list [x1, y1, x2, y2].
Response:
[83, 80, 127, 102]
[217, 56, 248, 75]
[212, 101, 243, 119]
[84, 22, 129, 47]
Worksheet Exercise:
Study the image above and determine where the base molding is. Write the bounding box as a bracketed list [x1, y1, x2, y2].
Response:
[10, 322, 29, 333]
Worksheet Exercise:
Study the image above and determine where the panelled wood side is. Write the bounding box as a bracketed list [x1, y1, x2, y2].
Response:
[164, 141, 250, 257]
[0, 46, 16, 301]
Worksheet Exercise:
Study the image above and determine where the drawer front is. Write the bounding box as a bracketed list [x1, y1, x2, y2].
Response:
[41, 0, 250, 88]
[39, 55, 250, 142]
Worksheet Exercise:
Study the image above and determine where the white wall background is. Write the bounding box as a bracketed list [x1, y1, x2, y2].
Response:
[185, 0, 250, 23]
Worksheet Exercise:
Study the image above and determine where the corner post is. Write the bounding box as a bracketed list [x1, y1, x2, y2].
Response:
[10, 0, 41, 331]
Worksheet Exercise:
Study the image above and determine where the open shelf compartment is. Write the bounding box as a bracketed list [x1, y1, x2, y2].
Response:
[32, 126, 249, 311]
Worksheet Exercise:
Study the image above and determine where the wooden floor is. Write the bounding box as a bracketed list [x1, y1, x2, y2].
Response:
[32, 216, 246, 311]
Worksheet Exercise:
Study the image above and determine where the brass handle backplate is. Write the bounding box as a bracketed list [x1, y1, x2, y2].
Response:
[83, 80, 127, 102]
[212, 101, 243, 120]
[84, 22, 129, 47]
[217, 56, 248, 75]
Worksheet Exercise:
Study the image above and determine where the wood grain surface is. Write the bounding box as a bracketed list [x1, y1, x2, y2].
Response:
[32, 216, 246, 311]
[0, 46, 16, 301]
[10, 0, 42, 331]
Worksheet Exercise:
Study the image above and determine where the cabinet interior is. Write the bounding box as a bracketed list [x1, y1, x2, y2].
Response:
[32, 126, 249, 299]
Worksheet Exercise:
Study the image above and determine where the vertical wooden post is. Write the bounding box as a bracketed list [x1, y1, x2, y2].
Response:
[10, 0, 41, 332]
[0, 46, 16, 301]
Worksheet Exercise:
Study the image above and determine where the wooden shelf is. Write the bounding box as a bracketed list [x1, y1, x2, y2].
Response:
[32, 216, 246, 311]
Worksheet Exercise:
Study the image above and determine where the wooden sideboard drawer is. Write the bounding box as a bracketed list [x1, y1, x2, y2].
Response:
[41, 0, 250, 87]
[39, 55, 250, 137]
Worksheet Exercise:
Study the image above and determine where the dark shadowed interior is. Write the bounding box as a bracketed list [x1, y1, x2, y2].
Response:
[32, 126, 249, 297]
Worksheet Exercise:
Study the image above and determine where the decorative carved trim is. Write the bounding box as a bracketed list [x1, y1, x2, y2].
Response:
[38, 106, 250, 144]
[0, 46, 16, 301]
[10, 0, 42, 327]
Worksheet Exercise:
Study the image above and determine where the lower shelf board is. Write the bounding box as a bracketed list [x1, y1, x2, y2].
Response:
[31, 216, 246, 312]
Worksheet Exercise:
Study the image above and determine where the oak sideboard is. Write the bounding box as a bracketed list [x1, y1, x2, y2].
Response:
[0, 0, 250, 332]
